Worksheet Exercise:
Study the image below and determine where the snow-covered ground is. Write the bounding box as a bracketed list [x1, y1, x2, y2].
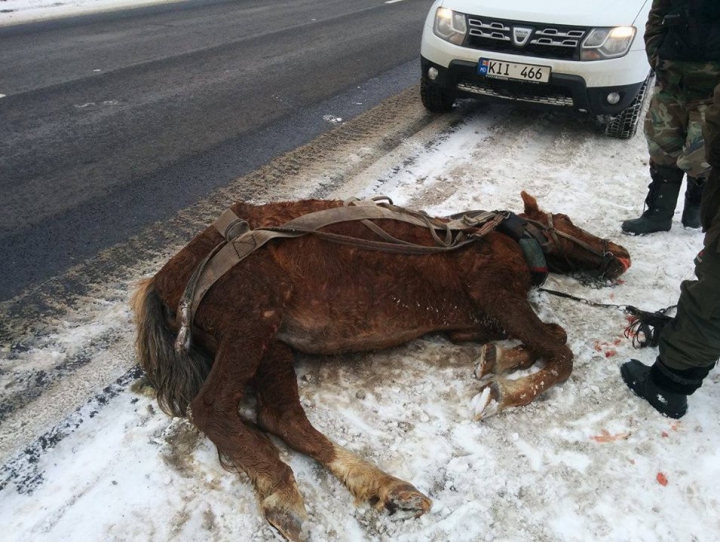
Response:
[5, 0, 715, 540]
[1, 102, 719, 541]
[0, 0, 178, 26]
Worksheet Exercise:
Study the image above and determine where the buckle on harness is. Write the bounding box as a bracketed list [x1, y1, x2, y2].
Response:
[213, 209, 250, 242]
[224, 219, 250, 242]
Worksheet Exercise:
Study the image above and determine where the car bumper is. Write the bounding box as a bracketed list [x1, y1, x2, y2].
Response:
[420, 56, 647, 116]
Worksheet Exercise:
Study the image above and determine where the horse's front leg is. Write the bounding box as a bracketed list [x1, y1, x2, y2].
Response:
[190, 334, 308, 542]
[470, 293, 573, 419]
[473, 322, 568, 379]
[253, 342, 432, 518]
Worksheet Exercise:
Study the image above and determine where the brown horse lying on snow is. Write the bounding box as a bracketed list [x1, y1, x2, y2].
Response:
[133, 192, 630, 541]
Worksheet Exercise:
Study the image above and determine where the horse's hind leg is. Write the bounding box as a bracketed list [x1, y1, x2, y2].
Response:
[474, 323, 568, 379]
[190, 337, 307, 541]
[253, 342, 431, 517]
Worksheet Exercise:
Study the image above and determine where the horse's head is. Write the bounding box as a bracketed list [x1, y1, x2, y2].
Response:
[519, 191, 631, 282]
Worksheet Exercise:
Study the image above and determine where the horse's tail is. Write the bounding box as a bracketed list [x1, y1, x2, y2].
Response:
[131, 277, 212, 418]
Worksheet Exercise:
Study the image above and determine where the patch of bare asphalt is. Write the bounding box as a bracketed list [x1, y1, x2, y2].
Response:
[0, 85, 458, 476]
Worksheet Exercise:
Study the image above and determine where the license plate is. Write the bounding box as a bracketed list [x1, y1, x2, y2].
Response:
[477, 58, 551, 83]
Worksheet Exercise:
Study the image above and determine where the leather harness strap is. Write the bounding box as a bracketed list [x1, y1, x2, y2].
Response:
[174, 199, 505, 353]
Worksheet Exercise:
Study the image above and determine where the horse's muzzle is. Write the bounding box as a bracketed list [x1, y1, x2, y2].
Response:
[617, 257, 631, 273]
[602, 255, 631, 281]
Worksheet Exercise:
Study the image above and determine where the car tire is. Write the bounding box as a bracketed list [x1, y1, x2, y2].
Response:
[420, 76, 455, 113]
[603, 73, 653, 140]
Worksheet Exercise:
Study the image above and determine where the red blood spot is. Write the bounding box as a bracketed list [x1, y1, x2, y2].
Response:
[626, 315, 637, 324]
[657, 472, 668, 486]
[661, 431, 669, 438]
[613, 338, 622, 346]
[617, 279, 626, 285]
[604, 349, 617, 358]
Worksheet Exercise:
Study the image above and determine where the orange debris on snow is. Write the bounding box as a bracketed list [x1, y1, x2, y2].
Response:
[590, 429, 630, 443]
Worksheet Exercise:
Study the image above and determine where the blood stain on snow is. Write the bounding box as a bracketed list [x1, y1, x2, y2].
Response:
[657, 472, 669, 486]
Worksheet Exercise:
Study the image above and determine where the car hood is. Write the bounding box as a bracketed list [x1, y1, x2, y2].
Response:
[440, 0, 651, 27]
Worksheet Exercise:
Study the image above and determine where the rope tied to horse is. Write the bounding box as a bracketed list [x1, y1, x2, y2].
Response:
[538, 287, 676, 349]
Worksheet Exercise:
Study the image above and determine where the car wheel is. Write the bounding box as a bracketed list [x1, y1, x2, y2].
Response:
[420, 76, 455, 113]
[604, 73, 654, 140]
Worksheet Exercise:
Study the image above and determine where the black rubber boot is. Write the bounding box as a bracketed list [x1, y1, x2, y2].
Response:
[681, 175, 706, 228]
[621, 360, 688, 418]
[622, 164, 683, 235]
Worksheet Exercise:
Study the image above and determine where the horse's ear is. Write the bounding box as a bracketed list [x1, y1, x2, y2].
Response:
[521, 191, 539, 214]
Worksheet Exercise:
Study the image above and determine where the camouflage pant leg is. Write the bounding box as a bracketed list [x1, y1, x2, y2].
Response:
[659, 249, 720, 371]
[644, 85, 712, 178]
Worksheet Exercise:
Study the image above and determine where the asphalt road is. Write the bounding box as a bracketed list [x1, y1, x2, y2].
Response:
[0, 0, 433, 301]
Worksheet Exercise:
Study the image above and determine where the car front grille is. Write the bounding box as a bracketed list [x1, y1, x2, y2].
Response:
[465, 15, 589, 61]
[457, 76, 574, 107]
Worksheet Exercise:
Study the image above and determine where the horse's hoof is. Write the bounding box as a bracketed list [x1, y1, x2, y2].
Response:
[471, 381, 502, 420]
[474, 344, 497, 379]
[264, 506, 308, 542]
[376, 482, 432, 518]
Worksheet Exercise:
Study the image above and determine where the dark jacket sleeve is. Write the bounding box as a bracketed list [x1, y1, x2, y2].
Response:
[645, 0, 671, 68]
[701, 84, 720, 235]
[705, 85, 720, 168]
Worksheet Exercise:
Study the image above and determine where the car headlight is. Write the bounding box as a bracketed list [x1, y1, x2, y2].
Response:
[433, 7, 467, 46]
[581, 26, 636, 60]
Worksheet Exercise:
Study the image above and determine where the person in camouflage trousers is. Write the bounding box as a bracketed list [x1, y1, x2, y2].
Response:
[622, 83, 720, 418]
[621, 0, 720, 235]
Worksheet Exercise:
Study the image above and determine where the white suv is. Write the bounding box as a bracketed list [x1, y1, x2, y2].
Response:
[420, 0, 653, 139]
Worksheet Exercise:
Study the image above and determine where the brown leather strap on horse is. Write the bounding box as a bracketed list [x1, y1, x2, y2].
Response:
[174, 199, 505, 353]
[523, 215, 614, 277]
